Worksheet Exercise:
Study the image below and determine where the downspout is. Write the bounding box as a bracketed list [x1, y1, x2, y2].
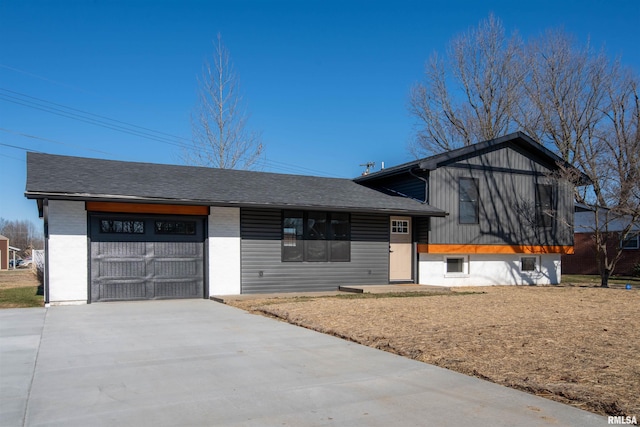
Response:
[407, 168, 430, 285]
[43, 198, 50, 306]
[408, 168, 429, 204]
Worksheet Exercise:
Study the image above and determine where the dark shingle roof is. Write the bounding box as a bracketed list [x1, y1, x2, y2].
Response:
[355, 132, 589, 184]
[25, 153, 445, 216]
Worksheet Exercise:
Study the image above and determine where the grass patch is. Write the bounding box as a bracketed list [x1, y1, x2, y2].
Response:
[563, 274, 640, 287]
[0, 285, 43, 308]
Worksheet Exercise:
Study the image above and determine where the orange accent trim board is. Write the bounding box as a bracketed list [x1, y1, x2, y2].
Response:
[417, 243, 574, 255]
[86, 202, 209, 216]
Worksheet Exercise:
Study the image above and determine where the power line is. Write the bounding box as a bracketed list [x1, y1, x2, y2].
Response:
[0, 89, 193, 149]
[0, 83, 345, 178]
[0, 128, 114, 156]
[0, 142, 44, 153]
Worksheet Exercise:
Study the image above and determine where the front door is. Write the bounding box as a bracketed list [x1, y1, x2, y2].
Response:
[389, 216, 412, 282]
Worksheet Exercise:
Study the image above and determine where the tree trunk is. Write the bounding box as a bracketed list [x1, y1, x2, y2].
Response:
[600, 269, 611, 288]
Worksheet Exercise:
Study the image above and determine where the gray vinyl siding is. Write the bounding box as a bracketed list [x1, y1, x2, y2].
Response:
[429, 147, 574, 246]
[240, 208, 390, 293]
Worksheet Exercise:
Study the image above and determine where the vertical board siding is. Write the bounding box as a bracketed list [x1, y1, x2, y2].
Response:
[240, 209, 390, 293]
[360, 172, 427, 201]
[429, 147, 574, 246]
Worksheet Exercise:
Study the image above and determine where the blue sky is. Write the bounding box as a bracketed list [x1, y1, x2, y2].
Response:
[1, 0, 639, 224]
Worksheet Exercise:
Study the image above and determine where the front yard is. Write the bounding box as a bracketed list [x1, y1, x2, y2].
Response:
[228, 282, 639, 417]
[0, 269, 43, 308]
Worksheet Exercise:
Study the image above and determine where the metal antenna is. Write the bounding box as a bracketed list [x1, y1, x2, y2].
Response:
[360, 162, 375, 176]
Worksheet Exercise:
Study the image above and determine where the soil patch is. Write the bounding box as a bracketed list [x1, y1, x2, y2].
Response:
[228, 286, 639, 417]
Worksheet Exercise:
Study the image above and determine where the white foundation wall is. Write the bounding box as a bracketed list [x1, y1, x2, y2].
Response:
[418, 253, 561, 286]
[47, 200, 88, 303]
[208, 207, 241, 295]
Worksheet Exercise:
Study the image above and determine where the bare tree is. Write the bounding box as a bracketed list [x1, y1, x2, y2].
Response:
[409, 16, 640, 286]
[409, 14, 525, 155]
[580, 71, 640, 286]
[0, 218, 44, 256]
[183, 33, 263, 169]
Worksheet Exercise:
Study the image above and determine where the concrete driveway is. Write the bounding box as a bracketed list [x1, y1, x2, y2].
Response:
[1, 300, 606, 427]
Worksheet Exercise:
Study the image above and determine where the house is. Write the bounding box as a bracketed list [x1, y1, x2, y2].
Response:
[25, 132, 580, 304]
[356, 132, 579, 287]
[0, 235, 20, 270]
[0, 235, 8, 270]
[561, 205, 640, 276]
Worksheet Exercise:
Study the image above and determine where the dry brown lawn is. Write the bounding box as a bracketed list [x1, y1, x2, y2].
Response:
[228, 285, 640, 417]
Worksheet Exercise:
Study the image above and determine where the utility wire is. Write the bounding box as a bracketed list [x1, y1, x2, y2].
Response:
[0, 86, 344, 177]
[0, 91, 192, 149]
[0, 128, 114, 156]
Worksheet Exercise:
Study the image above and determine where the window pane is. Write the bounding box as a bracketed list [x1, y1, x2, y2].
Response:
[535, 184, 554, 228]
[282, 212, 304, 262]
[330, 213, 350, 240]
[330, 240, 350, 262]
[459, 178, 479, 224]
[521, 257, 537, 271]
[622, 234, 639, 249]
[391, 220, 409, 234]
[154, 220, 196, 235]
[100, 219, 144, 234]
[305, 240, 328, 262]
[446, 258, 464, 273]
[307, 212, 327, 240]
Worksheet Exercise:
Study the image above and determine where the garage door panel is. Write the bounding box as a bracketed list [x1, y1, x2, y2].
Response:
[154, 242, 201, 256]
[154, 260, 200, 276]
[90, 215, 205, 302]
[154, 280, 202, 298]
[99, 280, 147, 300]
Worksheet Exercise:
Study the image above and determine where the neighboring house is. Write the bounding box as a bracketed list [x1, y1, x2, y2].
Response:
[0, 235, 8, 270]
[561, 205, 640, 276]
[0, 235, 20, 270]
[25, 132, 581, 304]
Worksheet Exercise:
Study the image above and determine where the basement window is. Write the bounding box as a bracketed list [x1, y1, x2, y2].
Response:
[520, 256, 538, 272]
[444, 256, 468, 276]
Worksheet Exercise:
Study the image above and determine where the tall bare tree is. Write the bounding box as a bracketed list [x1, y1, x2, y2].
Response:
[184, 33, 264, 169]
[409, 16, 640, 286]
[409, 14, 525, 154]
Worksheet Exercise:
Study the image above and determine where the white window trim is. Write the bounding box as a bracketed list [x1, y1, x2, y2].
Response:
[391, 220, 410, 234]
[444, 255, 469, 277]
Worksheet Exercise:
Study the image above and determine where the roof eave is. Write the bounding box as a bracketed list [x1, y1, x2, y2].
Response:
[24, 192, 448, 217]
